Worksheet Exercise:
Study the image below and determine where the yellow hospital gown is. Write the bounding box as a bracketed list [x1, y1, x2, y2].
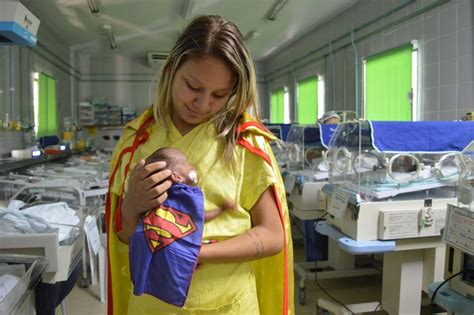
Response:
[107, 109, 294, 314]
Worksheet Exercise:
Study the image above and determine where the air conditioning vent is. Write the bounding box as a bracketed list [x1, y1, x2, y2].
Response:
[147, 51, 168, 67]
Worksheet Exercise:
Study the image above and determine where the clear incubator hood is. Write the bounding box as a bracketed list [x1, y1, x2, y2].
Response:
[324, 120, 474, 200]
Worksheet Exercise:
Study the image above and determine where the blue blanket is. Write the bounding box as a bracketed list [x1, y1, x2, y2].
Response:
[129, 184, 204, 307]
[369, 121, 474, 153]
[319, 124, 337, 148]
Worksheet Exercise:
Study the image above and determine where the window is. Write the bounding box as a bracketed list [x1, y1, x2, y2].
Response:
[283, 88, 290, 124]
[271, 87, 290, 123]
[33, 72, 58, 136]
[364, 44, 416, 121]
[297, 76, 318, 124]
[296, 76, 326, 124]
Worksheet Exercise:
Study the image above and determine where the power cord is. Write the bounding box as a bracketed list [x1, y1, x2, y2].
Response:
[430, 269, 474, 315]
[317, 211, 329, 220]
[373, 302, 381, 314]
[315, 259, 355, 315]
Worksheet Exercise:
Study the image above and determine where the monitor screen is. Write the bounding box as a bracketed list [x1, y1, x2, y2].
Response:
[462, 253, 474, 285]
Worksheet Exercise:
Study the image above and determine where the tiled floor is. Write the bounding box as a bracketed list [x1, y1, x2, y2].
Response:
[292, 241, 384, 315]
[59, 242, 385, 315]
[56, 282, 106, 315]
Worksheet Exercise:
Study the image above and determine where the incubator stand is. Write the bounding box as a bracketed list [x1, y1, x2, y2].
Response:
[284, 124, 380, 305]
[318, 120, 474, 314]
[285, 125, 330, 304]
[0, 254, 47, 315]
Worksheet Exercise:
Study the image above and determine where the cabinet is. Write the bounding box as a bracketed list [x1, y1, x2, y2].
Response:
[79, 102, 135, 127]
[78, 103, 94, 126]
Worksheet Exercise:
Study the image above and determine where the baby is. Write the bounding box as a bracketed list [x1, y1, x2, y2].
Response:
[129, 147, 235, 307]
[145, 147, 236, 221]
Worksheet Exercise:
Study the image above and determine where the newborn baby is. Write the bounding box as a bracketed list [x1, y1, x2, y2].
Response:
[129, 147, 235, 307]
[145, 147, 236, 221]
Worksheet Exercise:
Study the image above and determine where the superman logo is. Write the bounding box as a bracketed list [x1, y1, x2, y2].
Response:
[143, 205, 197, 253]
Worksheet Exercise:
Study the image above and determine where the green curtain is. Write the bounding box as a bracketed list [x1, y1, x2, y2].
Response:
[365, 45, 412, 121]
[271, 88, 284, 123]
[297, 77, 318, 124]
[38, 73, 58, 137]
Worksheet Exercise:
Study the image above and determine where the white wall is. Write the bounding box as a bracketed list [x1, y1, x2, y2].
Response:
[254, 62, 268, 119]
[79, 53, 159, 116]
[78, 55, 268, 120]
[262, 0, 474, 121]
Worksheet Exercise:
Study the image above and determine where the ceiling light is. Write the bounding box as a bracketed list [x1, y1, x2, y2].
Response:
[181, 0, 194, 20]
[86, 0, 100, 14]
[103, 24, 117, 50]
[266, 0, 288, 21]
[244, 30, 260, 42]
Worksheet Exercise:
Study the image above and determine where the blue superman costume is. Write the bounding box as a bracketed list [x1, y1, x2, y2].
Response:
[106, 108, 294, 314]
[129, 184, 204, 307]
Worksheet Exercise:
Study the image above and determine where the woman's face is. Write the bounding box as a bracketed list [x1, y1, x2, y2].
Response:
[171, 55, 234, 135]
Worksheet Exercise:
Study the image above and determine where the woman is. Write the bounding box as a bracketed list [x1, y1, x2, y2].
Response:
[106, 15, 294, 314]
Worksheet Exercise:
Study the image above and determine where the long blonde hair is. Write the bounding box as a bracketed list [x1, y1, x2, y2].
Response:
[153, 15, 261, 161]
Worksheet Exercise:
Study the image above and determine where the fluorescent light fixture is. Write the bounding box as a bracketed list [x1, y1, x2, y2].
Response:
[87, 0, 100, 14]
[181, 0, 194, 19]
[244, 30, 260, 42]
[103, 24, 117, 50]
[266, 0, 288, 21]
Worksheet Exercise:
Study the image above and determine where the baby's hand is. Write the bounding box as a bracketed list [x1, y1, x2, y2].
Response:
[221, 199, 238, 212]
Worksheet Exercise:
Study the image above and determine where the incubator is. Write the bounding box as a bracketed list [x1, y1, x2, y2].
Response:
[0, 201, 87, 284]
[323, 120, 474, 240]
[285, 124, 337, 211]
[0, 254, 47, 315]
[0, 155, 109, 209]
[263, 123, 290, 169]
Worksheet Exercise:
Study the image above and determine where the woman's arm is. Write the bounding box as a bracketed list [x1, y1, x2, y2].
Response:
[116, 159, 173, 244]
[198, 187, 284, 263]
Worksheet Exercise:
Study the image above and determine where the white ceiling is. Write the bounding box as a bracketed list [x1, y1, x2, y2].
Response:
[20, 0, 358, 61]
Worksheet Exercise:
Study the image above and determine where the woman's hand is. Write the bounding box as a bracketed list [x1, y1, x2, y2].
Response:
[116, 159, 173, 244]
[198, 187, 284, 263]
